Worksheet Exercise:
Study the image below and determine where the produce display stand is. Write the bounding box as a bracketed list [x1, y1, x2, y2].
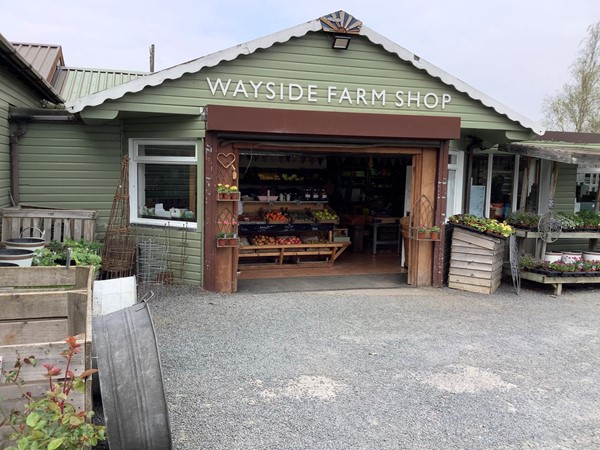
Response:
[238, 242, 350, 268]
[0, 266, 94, 445]
[238, 201, 348, 269]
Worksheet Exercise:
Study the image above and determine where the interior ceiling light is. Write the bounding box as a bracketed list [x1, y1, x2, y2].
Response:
[332, 34, 351, 50]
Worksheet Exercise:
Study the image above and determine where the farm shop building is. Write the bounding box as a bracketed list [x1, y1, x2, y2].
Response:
[9, 11, 543, 292]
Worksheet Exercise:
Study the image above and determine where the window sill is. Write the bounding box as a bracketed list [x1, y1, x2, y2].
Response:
[132, 218, 198, 230]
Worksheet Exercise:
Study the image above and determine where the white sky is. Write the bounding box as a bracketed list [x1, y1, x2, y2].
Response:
[2, 1, 599, 124]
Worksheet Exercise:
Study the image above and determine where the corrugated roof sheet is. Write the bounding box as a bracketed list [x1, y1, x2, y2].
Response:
[503, 132, 600, 164]
[11, 42, 64, 82]
[53, 67, 149, 102]
[0, 34, 63, 103]
[65, 10, 543, 135]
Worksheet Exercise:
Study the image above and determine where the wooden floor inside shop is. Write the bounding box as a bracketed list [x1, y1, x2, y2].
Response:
[238, 250, 407, 280]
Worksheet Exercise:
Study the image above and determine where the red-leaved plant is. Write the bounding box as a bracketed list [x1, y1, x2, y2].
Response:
[1, 336, 106, 450]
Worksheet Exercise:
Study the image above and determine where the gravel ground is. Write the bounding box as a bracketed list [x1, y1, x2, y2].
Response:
[145, 281, 600, 450]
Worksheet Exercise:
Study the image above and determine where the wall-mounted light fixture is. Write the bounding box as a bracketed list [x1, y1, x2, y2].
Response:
[332, 34, 351, 50]
[320, 11, 362, 51]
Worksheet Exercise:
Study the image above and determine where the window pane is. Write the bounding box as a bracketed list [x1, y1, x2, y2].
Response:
[137, 163, 196, 221]
[490, 155, 513, 219]
[138, 144, 195, 158]
[469, 154, 488, 216]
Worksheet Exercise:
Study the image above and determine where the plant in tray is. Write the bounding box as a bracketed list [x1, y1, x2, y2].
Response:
[448, 214, 513, 237]
[556, 212, 584, 231]
[33, 239, 102, 272]
[519, 255, 543, 271]
[576, 210, 600, 229]
[506, 211, 539, 229]
[1, 336, 106, 450]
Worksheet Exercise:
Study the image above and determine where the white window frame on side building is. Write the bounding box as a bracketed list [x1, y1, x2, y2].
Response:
[129, 139, 198, 229]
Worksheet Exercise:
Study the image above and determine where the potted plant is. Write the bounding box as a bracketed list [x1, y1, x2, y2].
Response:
[216, 232, 227, 246]
[226, 232, 238, 246]
[429, 225, 441, 240]
[417, 226, 428, 239]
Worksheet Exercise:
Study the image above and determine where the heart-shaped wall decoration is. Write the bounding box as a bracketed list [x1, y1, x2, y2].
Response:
[217, 153, 236, 169]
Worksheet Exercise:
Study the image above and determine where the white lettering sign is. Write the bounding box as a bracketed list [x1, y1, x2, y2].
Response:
[205, 78, 452, 110]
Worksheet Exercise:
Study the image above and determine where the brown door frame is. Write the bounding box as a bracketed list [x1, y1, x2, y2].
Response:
[203, 105, 460, 293]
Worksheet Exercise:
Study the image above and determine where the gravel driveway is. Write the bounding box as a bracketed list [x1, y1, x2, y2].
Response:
[148, 282, 600, 449]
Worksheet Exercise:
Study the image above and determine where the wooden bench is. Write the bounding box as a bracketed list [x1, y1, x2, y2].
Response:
[1, 206, 97, 243]
[238, 242, 350, 269]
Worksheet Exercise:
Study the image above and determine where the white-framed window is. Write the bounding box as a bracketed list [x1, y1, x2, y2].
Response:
[129, 139, 198, 228]
[446, 149, 464, 220]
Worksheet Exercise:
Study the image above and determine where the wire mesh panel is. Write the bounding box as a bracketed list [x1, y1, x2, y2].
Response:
[137, 239, 169, 285]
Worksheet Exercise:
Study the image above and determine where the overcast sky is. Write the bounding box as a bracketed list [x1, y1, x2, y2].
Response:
[2, 1, 598, 124]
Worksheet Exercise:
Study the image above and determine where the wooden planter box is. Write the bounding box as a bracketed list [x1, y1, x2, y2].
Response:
[0, 266, 94, 445]
[448, 228, 506, 294]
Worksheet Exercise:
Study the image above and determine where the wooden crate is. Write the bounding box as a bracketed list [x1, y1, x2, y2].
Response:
[0, 266, 94, 445]
[448, 228, 506, 294]
[1, 205, 97, 243]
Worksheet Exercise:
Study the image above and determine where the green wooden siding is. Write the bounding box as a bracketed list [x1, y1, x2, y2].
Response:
[85, 33, 524, 133]
[135, 226, 202, 285]
[1, 62, 47, 209]
[17, 122, 122, 234]
[553, 163, 577, 213]
[0, 100, 9, 208]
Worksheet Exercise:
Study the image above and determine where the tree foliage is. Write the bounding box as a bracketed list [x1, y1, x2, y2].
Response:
[542, 22, 600, 132]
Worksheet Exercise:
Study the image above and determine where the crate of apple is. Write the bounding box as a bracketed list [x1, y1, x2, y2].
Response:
[276, 235, 303, 245]
[251, 234, 277, 246]
[312, 209, 339, 224]
[265, 210, 289, 223]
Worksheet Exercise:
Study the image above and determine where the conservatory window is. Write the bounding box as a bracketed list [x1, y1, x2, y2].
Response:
[129, 139, 198, 228]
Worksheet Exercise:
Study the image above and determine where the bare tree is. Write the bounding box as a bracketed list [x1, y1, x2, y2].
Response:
[542, 22, 600, 132]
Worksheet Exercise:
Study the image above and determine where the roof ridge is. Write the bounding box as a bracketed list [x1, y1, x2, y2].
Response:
[65, 10, 543, 134]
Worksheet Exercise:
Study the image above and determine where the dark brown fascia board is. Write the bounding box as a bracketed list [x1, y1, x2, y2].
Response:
[205, 105, 461, 140]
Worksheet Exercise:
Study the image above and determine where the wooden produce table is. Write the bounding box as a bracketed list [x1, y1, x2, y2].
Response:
[517, 270, 600, 296]
[238, 242, 350, 269]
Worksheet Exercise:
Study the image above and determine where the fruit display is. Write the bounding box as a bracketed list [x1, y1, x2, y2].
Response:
[257, 172, 280, 180]
[275, 235, 303, 245]
[312, 208, 339, 223]
[250, 235, 277, 246]
[239, 214, 265, 224]
[264, 209, 289, 223]
[288, 210, 313, 223]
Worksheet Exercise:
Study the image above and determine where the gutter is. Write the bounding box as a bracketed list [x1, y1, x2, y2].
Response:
[9, 123, 26, 206]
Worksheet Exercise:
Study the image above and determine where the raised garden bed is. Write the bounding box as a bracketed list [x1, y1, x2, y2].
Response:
[0, 266, 94, 445]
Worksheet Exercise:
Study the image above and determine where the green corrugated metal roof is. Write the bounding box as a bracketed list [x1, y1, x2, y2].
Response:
[53, 67, 148, 102]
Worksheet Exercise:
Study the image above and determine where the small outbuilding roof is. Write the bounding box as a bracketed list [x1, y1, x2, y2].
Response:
[0, 33, 63, 103]
[64, 10, 544, 135]
[10, 41, 64, 82]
